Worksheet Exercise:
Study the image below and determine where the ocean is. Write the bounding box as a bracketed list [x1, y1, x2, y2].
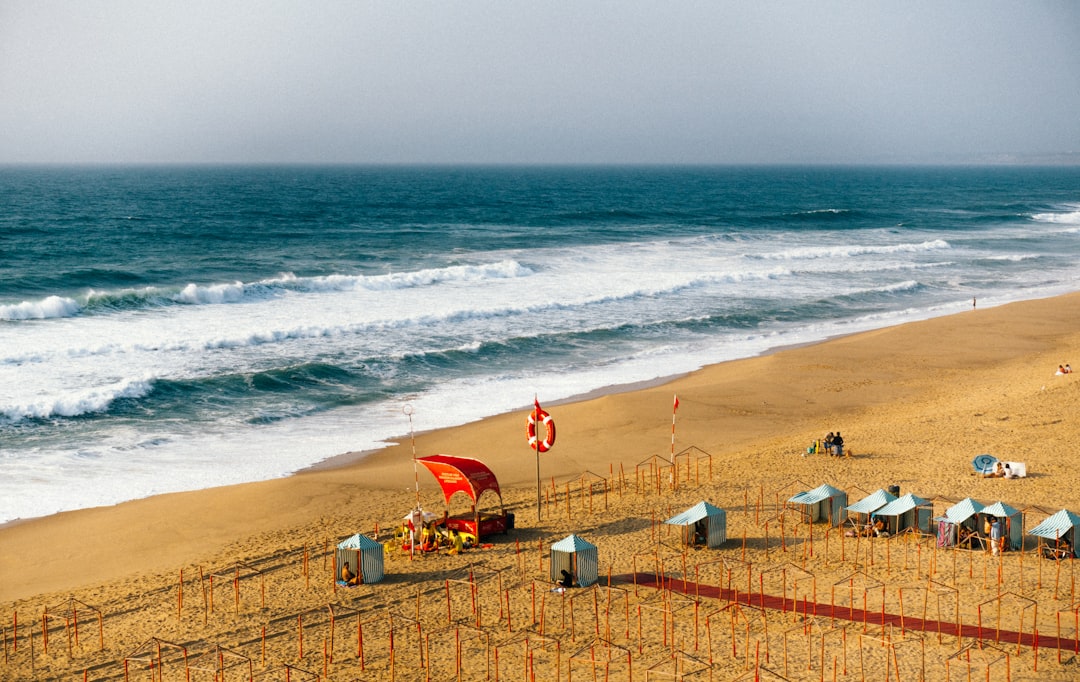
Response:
[2, 165, 1079, 524]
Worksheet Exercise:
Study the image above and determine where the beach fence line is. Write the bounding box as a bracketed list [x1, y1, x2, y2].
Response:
[9, 467, 1080, 681]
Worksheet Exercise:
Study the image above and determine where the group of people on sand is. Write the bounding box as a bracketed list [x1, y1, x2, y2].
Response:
[1043, 535, 1073, 561]
[806, 431, 845, 456]
[823, 432, 844, 456]
[982, 461, 1019, 479]
[1057, 364, 1073, 375]
[847, 516, 888, 538]
[394, 512, 474, 556]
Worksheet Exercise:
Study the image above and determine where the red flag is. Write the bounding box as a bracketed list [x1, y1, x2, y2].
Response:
[673, 394, 679, 412]
[534, 397, 542, 412]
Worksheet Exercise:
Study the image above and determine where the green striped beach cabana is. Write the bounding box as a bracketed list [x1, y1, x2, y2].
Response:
[936, 498, 984, 547]
[873, 493, 933, 536]
[550, 534, 598, 587]
[787, 483, 847, 526]
[335, 533, 385, 584]
[1028, 509, 1080, 558]
[845, 489, 897, 528]
[665, 501, 727, 548]
[982, 501, 1023, 551]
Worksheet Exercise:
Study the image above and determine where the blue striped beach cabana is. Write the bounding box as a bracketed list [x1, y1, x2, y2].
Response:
[550, 534, 598, 588]
[982, 501, 1023, 551]
[787, 484, 847, 526]
[936, 498, 985, 547]
[873, 493, 933, 536]
[336, 533, 385, 584]
[665, 501, 727, 548]
[1028, 509, 1080, 558]
[845, 489, 897, 526]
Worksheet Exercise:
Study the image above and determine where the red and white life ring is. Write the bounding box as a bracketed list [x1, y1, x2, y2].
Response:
[526, 408, 557, 452]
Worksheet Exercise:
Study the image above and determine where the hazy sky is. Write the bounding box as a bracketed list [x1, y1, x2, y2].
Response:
[2, 1, 1078, 165]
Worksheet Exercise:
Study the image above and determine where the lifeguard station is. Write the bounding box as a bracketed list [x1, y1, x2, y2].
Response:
[417, 454, 510, 543]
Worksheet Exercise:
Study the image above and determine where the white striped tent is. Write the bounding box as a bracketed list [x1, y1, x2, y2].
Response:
[787, 483, 848, 526]
[665, 501, 727, 548]
[1028, 509, 1080, 558]
[845, 489, 897, 527]
[336, 533, 384, 584]
[982, 501, 1023, 551]
[935, 498, 984, 547]
[873, 493, 933, 536]
[550, 534, 598, 588]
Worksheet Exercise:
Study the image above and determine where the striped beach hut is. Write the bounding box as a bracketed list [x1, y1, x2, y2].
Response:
[665, 501, 728, 548]
[788, 483, 848, 526]
[845, 489, 897, 528]
[550, 534, 599, 588]
[936, 498, 985, 547]
[873, 493, 933, 536]
[982, 501, 1023, 551]
[336, 533, 385, 584]
[1028, 509, 1080, 558]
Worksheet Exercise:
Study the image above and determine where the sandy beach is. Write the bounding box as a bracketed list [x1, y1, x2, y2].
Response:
[4, 292, 1080, 681]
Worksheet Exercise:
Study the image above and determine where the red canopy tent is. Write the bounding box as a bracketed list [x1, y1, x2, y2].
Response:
[417, 454, 510, 541]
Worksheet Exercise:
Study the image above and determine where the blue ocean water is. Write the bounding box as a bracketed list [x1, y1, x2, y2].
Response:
[2, 165, 1079, 524]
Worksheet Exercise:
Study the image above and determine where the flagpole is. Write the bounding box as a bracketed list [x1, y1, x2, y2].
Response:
[669, 395, 678, 490]
[404, 404, 419, 559]
[534, 399, 542, 522]
[404, 404, 418, 507]
[671, 394, 679, 462]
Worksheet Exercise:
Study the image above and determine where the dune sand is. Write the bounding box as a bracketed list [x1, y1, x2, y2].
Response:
[2, 292, 1080, 680]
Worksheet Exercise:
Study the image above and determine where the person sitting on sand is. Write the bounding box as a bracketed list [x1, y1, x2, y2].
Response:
[873, 517, 888, 538]
[1044, 536, 1072, 560]
[448, 530, 465, 555]
[341, 561, 360, 586]
[957, 526, 976, 549]
[559, 569, 575, 588]
[1066, 364, 1073, 374]
[983, 462, 1004, 478]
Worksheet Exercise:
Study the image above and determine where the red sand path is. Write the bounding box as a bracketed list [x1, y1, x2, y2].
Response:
[622, 572, 1080, 653]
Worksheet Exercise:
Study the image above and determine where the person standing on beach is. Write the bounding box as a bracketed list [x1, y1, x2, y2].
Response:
[990, 518, 1003, 556]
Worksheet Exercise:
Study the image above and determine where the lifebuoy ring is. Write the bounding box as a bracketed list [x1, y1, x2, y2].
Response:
[526, 408, 556, 452]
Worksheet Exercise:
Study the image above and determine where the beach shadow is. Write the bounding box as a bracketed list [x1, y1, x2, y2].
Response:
[587, 516, 652, 536]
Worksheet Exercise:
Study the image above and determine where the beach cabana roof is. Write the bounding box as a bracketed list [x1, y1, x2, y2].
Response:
[338, 533, 382, 551]
[665, 501, 725, 526]
[788, 484, 845, 505]
[875, 493, 931, 517]
[982, 501, 1020, 519]
[551, 534, 596, 553]
[417, 454, 502, 506]
[1029, 510, 1080, 540]
[944, 498, 985, 524]
[846, 489, 897, 515]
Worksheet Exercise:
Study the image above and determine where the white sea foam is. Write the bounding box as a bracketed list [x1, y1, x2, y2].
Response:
[751, 239, 950, 261]
[0, 376, 154, 422]
[1031, 206, 1080, 225]
[4, 220, 1080, 524]
[0, 295, 82, 320]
